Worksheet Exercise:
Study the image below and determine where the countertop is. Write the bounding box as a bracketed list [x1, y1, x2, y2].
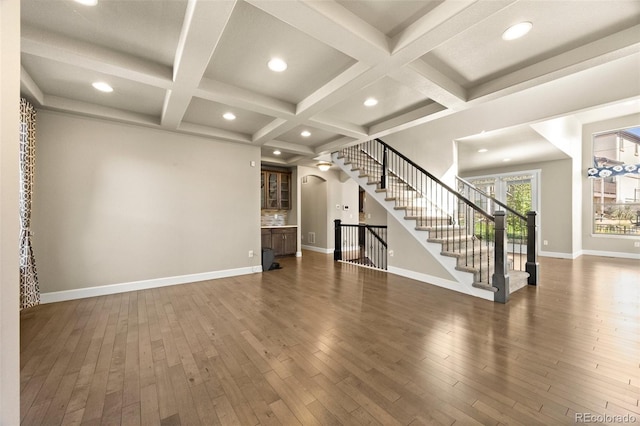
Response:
[261, 225, 297, 228]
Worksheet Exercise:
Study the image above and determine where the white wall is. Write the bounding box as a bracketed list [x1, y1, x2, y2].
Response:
[0, 0, 21, 423]
[33, 111, 262, 296]
[582, 114, 640, 257]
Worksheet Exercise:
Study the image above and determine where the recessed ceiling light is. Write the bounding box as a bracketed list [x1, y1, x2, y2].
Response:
[273, 150, 281, 155]
[75, 0, 98, 5]
[92, 81, 113, 93]
[503, 158, 512, 162]
[478, 148, 488, 153]
[364, 98, 378, 107]
[223, 112, 236, 121]
[301, 130, 311, 137]
[502, 21, 532, 41]
[268, 58, 287, 72]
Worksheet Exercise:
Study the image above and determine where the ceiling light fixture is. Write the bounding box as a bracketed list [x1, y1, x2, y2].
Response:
[317, 162, 331, 172]
[268, 58, 287, 72]
[75, 0, 98, 6]
[478, 148, 488, 153]
[503, 158, 512, 162]
[364, 98, 378, 107]
[92, 81, 113, 93]
[301, 130, 311, 137]
[502, 21, 532, 41]
[273, 150, 281, 156]
[223, 112, 236, 121]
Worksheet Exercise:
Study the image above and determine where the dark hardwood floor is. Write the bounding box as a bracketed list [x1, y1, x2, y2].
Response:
[20, 252, 640, 425]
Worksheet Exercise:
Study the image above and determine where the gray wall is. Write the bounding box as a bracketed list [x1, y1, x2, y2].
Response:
[301, 175, 328, 249]
[387, 214, 456, 280]
[461, 158, 574, 256]
[299, 166, 359, 250]
[582, 114, 640, 256]
[33, 110, 262, 293]
[362, 190, 387, 225]
[1, 0, 21, 422]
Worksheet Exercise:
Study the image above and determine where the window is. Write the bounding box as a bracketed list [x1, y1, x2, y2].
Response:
[591, 126, 640, 236]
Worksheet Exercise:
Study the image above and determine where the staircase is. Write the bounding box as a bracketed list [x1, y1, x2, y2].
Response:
[332, 139, 539, 303]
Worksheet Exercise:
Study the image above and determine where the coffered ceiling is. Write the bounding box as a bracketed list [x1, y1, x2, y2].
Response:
[20, 0, 640, 167]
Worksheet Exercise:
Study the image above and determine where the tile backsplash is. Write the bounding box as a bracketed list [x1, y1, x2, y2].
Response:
[261, 210, 288, 226]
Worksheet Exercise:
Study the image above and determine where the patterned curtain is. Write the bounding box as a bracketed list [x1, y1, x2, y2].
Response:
[19, 98, 39, 310]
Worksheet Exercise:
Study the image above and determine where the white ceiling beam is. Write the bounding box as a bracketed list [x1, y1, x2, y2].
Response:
[390, 0, 519, 63]
[308, 114, 368, 139]
[20, 67, 44, 106]
[263, 140, 316, 156]
[314, 137, 364, 155]
[177, 122, 251, 144]
[245, 0, 388, 64]
[43, 96, 159, 127]
[468, 24, 640, 102]
[389, 61, 467, 109]
[252, 118, 295, 144]
[161, 0, 236, 129]
[368, 103, 451, 137]
[21, 26, 172, 90]
[196, 78, 296, 119]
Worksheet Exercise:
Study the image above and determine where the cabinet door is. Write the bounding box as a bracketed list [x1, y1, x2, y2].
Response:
[260, 172, 266, 209]
[279, 173, 291, 209]
[267, 172, 279, 209]
[261, 229, 272, 248]
[283, 229, 297, 255]
[271, 230, 286, 256]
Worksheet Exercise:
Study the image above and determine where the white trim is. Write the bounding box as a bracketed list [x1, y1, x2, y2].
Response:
[41, 266, 260, 304]
[539, 250, 579, 259]
[296, 251, 303, 257]
[388, 266, 493, 301]
[580, 249, 640, 260]
[301, 245, 333, 254]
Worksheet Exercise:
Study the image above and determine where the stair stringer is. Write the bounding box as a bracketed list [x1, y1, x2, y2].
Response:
[333, 152, 494, 301]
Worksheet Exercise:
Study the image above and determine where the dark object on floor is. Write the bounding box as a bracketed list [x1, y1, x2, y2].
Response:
[269, 262, 281, 270]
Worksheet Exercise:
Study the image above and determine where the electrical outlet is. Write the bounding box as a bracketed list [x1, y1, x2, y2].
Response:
[543, 240, 549, 246]
[250, 161, 256, 167]
[389, 250, 394, 257]
[634, 241, 640, 248]
[248, 250, 254, 258]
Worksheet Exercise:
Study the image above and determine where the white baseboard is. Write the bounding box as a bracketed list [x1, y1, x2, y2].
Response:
[41, 266, 261, 304]
[301, 245, 333, 254]
[296, 251, 303, 257]
[580, 250, 640, 260]
[538, 250, 578, 259]
[387, 266, 493, 301]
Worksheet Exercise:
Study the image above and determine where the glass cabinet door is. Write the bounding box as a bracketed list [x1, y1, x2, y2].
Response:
[279, 173, 290, 209]
[267, 173, 279, 208]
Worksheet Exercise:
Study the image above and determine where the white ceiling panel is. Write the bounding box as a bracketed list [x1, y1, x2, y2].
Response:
[21, 0, 187, 68]
[422, 0, 640, 88]
[277, 125, 342, 147]
[21, 53, 165, 117]
[336, 0, 443, 37]
[457, 126, 570, 173]
[182, 97, 275, 135]
[324, 76, 434, 127]
[203, 1, 356, 104]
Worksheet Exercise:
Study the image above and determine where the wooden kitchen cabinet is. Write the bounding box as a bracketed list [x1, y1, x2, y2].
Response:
[261, 170, 291, 210]
[262, 227, 297, 256]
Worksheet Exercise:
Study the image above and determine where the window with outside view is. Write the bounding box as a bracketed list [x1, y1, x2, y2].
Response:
[591, 126, 640, 236]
